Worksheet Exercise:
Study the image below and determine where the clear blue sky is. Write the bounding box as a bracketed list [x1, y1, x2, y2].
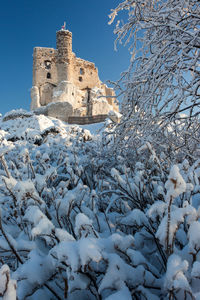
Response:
[0, 0, 130, 115]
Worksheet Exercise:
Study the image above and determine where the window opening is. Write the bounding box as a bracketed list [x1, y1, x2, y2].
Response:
[79, 76, 83, 82]
[80, 68, 84, 75]
[44, 60, 51, 69]
[47, 72, 51, 79]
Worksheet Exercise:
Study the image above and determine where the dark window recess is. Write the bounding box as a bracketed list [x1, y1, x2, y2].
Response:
[47, 73, 51, 79]
[80, 68, 84, 75]
[44, 60, 51, 69]
[79, 76, 83, 82]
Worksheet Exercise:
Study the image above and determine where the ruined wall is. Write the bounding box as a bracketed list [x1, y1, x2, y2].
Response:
[33, 48, 58, 86]
[102, 84, 119, 112]
[71, 56, 101, 90]
[32, 47, 58, 106]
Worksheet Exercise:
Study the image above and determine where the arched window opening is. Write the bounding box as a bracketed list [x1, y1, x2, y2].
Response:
[47, 72, 51, 79]
[79, 76, 83, 82]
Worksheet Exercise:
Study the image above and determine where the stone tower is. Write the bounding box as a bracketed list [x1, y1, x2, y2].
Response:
[56, 30, 72, 82]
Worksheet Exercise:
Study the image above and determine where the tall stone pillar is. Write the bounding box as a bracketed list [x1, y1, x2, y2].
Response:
[56, 30, 73, 82]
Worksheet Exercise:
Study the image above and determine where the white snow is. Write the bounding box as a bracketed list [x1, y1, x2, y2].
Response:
[0, 109, 199, 299]
[165, 165, 186, 200]
[0, 265, 16, 300]
[164, 254, 190, 292]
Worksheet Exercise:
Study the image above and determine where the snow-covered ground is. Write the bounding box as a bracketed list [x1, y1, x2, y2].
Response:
[1, 109, 104, 140]
[0, 109, 200, 300]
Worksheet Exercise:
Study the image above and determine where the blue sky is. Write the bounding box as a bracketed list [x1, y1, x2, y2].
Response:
[0, 0, 130, 115]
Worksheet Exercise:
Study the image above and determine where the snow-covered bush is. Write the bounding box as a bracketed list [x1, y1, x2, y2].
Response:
[0, 111, 199, 299]
[109, 0, 200, 161]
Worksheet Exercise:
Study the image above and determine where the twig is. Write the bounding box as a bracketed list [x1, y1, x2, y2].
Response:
[166, 195, 173, 256]
[0, 212, 23, 264]
[0, 155, 10, 178]
[44, 283, 62, 300]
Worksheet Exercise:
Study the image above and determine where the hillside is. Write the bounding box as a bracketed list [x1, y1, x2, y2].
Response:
[0, 110, 200, 300]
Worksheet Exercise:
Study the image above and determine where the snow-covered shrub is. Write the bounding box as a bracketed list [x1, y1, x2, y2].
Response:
[3, 109, 33, 122]
[109, 0, 200, 161]
[0, 111, 199, 299]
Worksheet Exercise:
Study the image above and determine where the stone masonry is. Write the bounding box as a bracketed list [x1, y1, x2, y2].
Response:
[31, 26, 119, 122]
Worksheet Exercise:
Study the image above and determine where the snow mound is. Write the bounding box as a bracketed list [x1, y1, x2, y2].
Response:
[3, 109, 33, 121]
[0, 112, 59, 143]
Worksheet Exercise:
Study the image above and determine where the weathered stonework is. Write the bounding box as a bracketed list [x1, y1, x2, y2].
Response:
[31, 27, 118, 122]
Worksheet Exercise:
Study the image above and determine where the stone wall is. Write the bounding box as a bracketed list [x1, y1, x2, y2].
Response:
[34, 101, 73, 123]
[101, 84, 119, 112]
[32, 47, 58, 87]
[68, 115, 107, 125]
[71, 56, 101, 90]
[32, 47, 58, 106]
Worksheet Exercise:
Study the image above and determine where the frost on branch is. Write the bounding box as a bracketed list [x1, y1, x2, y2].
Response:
[156, 204, 196, 249]
[109, 0, 200, 157]
[164, 254, 191, 299]
[165, 165, 186, 201]
[188, 221, 200, 257]
[0, 265, 16, 300]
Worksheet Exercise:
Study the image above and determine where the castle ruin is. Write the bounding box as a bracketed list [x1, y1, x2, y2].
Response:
[31, 26, 119, 123]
